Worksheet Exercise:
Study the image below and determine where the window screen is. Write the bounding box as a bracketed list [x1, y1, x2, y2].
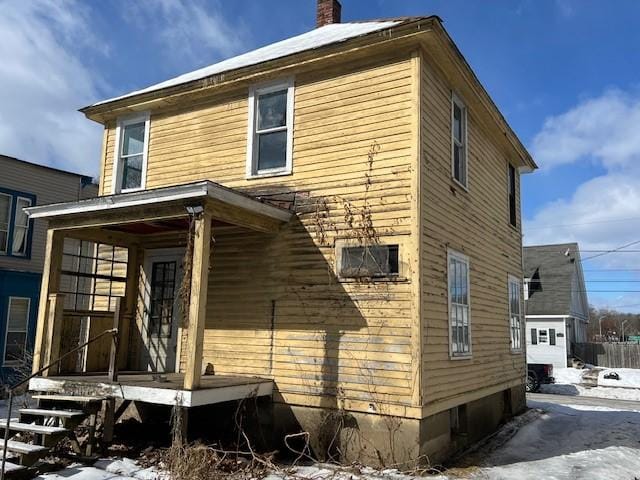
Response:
[340, 245, 399, 278]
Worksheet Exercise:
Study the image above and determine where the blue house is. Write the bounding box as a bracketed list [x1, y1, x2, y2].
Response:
[0, 155, 96, 383]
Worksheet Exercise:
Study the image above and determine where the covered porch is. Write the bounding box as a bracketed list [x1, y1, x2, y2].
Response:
[26, 181, 292, 401]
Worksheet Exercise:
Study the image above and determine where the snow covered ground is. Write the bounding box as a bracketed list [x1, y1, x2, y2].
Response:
[34, 399, 640, 480]
[541, 367, 640, 401]
[35, 458, 162, 480]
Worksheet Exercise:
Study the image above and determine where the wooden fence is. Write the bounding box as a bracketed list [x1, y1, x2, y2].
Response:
[574, 343, 640, 369]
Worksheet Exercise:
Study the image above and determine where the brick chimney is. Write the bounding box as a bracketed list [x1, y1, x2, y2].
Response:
[317, 0, 342, 28]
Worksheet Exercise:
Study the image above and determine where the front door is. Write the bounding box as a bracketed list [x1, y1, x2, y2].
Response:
[142, 249, 183, 373]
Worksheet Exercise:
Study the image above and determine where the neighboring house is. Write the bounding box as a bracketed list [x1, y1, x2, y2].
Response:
[523, 243, 589, 369]
[0, 155, 95, 381]
[25, 1, 537, 466]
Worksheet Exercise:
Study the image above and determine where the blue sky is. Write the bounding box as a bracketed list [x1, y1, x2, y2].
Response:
[2, 0, 640, 312]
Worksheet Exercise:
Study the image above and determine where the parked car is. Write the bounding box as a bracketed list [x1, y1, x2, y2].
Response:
[527, 363, 554, 392]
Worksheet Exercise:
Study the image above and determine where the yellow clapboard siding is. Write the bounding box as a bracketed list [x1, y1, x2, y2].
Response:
[420, 55, 525, 407]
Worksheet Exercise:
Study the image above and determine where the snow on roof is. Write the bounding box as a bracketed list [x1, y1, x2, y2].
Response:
[90, 21, 401, 108]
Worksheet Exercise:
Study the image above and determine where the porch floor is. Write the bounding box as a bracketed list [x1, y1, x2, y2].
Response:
[28, 373, 273, 408]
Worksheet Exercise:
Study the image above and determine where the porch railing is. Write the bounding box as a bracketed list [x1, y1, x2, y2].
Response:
[0, 297, 122, 479]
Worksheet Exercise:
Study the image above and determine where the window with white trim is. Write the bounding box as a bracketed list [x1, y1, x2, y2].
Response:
[508, 275, 522, 351]
[247, 80, 294, 177]
[4, 297, 30, 364]
[12, 197, 32, 256]
[448, 250, 471, 356]
[114, 113, 150, 193]
[451, 94, 468, 188]
[0, 193, 11, 254]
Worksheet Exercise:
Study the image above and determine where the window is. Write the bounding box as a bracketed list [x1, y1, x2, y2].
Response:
[12, 197, 32, 256]
[0, 189, 35, 258]
[247, 79, 294, 177]
[149, 261, 177, 338]
[339, 244, 399, 278]
[508, 163, 517, 227]
[114, 113, 150, 193]
[531, 328, 537, 345]
[539, 329, 548, 343]
[508, 276, 522, 351]
[0, 193, 10, 254]
[549, 328, 556, 346]
[448, 250, 471, 357]
[451, 94, 468, 188]
[4, 297, 30, 364]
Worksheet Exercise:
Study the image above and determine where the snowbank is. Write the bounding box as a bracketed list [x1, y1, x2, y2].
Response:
[552, 367, 584, 384]
[37, 458, 162, 480]
[540, 367, 640, 401]
[598, 368, 640, 388]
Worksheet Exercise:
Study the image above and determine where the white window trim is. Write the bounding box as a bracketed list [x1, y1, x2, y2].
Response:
[508, 274, 523, 353]
[3, 296, 30, 366]
[0, 192, 12, 255]
[447, 249, 472, 359]
[11, 196, 32, 257]
[451, 92, 468, 191]
[246, 78, 295, 179]
[112, 112, 151, 194]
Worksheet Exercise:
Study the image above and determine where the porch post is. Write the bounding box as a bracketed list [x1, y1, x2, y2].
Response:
[32, 229, 65, 374]
[183, 210, 212, 391]
[119, 244, 141, 369]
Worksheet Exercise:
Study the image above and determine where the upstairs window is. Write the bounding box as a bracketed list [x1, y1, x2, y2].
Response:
[508, 276, 522, 351]
[12, 197, 32, 256]
[451, 94, 468, 188]
[4, 297, 30, 365]
[508, 163, 517, 226]
[339, 244, 399, 279]
[247, 79, 294, 178]
[0, 189, 35, 258]
[0, 193, 10, 254]
[114, 113, 150, 193]
[448, 250, 471, 357]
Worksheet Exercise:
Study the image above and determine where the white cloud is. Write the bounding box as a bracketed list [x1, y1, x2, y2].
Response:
[0, 0, 105, 176]
[525, 89, 640, 311]
[531, 89, 640, 171]
[122, 0, 249, 67]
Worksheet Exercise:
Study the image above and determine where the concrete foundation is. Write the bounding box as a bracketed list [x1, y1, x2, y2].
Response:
[267, 383, 527, 467]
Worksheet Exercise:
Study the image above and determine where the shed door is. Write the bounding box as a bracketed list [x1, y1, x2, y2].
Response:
[142, 250, 183, 373]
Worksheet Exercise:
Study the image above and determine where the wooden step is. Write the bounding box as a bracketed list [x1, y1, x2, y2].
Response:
[0, 440, 48, 456]
[0, 419, 68, 436]
[19, 408, 85, 419]
[31, 394, 105, 403]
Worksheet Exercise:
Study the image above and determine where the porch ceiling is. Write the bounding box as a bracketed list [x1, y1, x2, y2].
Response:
[26, 180, 293, 234]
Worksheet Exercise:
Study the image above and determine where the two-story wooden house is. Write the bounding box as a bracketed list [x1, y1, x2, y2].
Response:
[24, 1, 536, 466]
[0, 155, 95, 382]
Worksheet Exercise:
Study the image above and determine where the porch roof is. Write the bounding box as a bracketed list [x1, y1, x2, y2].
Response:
[25, 180, 293, 233]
